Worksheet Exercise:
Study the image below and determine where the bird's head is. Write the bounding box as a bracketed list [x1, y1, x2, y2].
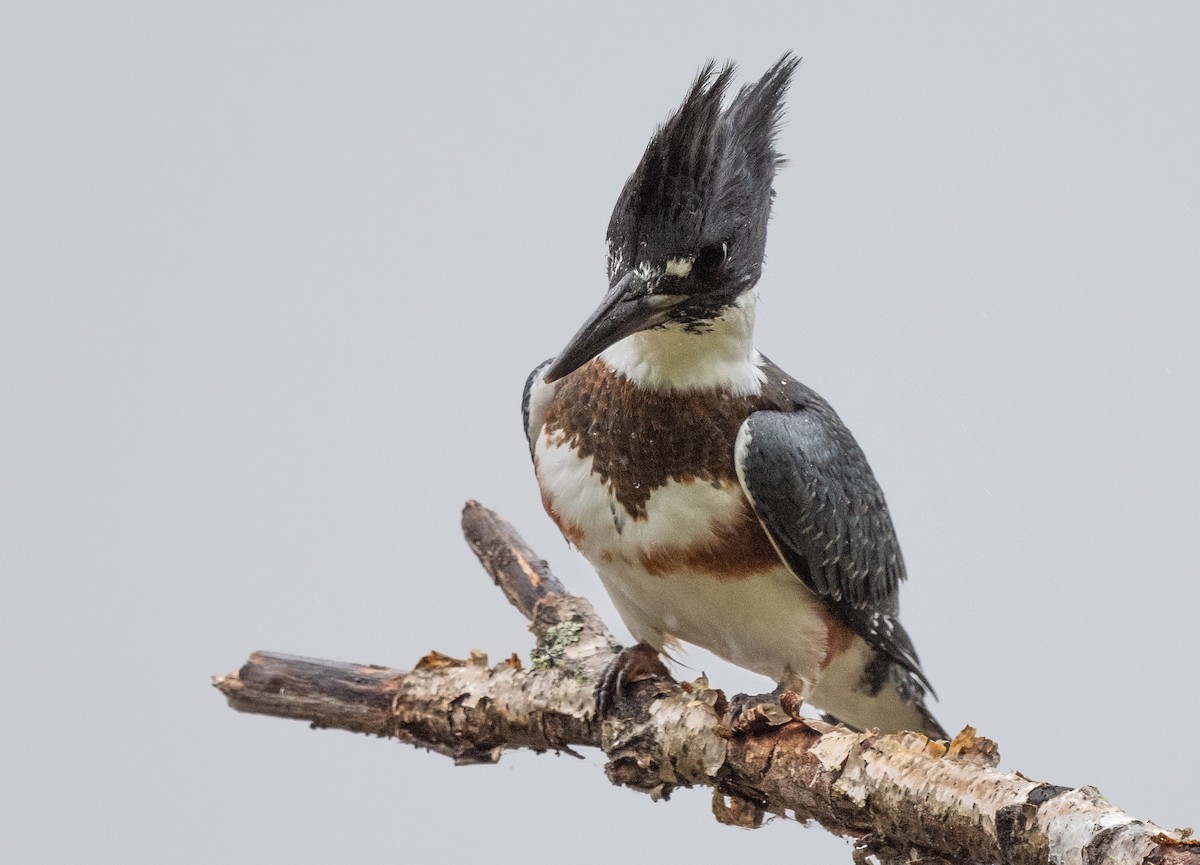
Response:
[544, 54, 799, 383]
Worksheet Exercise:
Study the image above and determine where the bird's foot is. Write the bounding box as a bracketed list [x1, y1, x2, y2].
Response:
[724, 687, 806, 735]
[594, 643, 672, 720]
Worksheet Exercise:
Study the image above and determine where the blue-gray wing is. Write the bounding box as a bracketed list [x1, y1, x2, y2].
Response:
[736, 406, 904, 605]
[735, 402, 930, 690]
[522, 359, 555, 457]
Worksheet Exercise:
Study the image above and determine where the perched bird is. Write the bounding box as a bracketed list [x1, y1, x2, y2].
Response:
[523, 55, 946, 738]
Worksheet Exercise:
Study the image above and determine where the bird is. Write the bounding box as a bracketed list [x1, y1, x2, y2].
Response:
[522, 55, 946, 739]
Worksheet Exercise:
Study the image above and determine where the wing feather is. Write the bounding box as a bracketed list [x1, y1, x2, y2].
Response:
[735, 401, 933, 692]
[522, 359, 555, 456]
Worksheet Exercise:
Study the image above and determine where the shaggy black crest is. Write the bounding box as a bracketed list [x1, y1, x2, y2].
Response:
[607, 54, 799, 295]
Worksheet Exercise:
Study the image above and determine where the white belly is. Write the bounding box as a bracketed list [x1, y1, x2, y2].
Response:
[597, 560, 830, 689]
[536, 437, 830, 689]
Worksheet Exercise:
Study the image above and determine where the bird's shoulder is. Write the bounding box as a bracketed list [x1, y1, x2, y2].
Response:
[748, 356, 870, 478]
[522, 358, 556, 454]
[753, 355, 843, 421]
[736, 357, 933, 691]
[737, 355, 900, 600]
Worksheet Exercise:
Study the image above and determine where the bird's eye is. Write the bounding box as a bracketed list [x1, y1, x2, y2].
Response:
[694, 242, 728, 275]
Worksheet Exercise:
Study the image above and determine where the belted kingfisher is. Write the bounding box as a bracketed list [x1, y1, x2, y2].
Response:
[523, 55, 946, 739]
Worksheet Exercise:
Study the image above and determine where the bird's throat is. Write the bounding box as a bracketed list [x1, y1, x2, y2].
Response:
[599, 292, 764, 395]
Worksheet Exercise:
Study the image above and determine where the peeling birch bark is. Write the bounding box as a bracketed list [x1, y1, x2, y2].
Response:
[213, 501, 1199, 865]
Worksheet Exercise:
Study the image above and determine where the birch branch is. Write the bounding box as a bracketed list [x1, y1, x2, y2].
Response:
[213, 501, 1198, 865]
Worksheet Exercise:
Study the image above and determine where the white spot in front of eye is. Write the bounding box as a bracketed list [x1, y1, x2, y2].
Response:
[664, 257, 694, 278]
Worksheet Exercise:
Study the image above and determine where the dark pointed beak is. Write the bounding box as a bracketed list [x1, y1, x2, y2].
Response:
[543, 272, 680, 383]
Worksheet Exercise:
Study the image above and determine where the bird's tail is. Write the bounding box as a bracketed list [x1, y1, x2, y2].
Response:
[818, 687, 947, 740]
[810, 645, 948, 740]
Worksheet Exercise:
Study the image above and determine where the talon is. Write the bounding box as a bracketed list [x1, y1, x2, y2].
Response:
[594, 643, 671, 719]
[778, 689, 806, 720]
[725, 687, 793, 734]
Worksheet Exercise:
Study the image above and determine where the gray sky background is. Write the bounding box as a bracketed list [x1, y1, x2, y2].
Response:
[3, 4, 1198, 863]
